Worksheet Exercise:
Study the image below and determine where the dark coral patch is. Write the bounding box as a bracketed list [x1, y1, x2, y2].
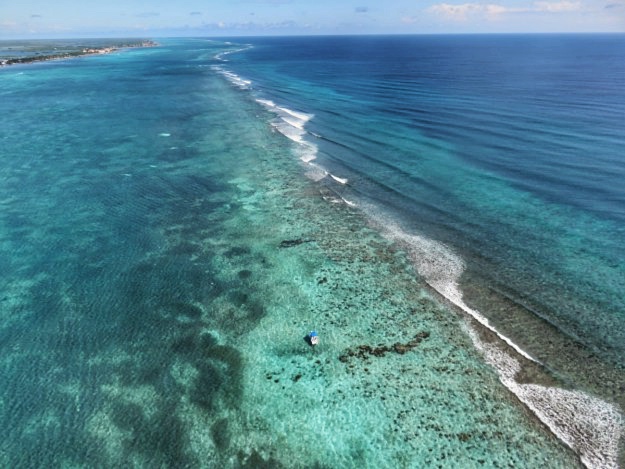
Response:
[339, 332, 430, 362]
[211, 418, 230, 450]
[278, 239, 314, 248]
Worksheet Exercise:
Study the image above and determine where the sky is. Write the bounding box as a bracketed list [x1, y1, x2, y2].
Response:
[1, 0, 623, 38]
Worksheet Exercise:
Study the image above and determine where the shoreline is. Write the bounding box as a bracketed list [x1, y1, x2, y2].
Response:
[0, 40, 157, 67]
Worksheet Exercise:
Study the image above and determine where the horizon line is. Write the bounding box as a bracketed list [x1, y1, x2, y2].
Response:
[2, 31, 625, 41]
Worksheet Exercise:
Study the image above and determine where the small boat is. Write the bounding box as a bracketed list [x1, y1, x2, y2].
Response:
[308, 331, 319, 346]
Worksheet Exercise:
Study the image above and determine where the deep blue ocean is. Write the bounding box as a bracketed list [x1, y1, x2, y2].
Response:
[1, 35, 624, 467]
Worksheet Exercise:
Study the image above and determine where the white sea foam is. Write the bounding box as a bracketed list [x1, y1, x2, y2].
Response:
[276, 106, 313, 123]
[224, 72, 251, 89]
[212, 66, 251, 89]
[306, 167, 329, 182]
[259, 101, 315, 150]
[299, 151, 317, 163]
[256, 98, 351, 198]
[256, 99, 276, 108]
[271, 121, 305, 144]
[213, 45, 252, 62]
[363, 206, 624, 468]
[330, 174, 348, 185]
[465, 324, 623, 469]
[370, 211, 536, 362]
[280, 115, 307, 130]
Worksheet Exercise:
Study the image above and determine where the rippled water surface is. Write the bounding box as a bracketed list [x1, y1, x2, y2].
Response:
[0, 36, 623, 467]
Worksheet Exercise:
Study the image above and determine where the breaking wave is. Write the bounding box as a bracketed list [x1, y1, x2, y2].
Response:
[213, 45, 252, 62]
[364, 206, 624, 469]
[211, 66, 251, 89]
[254, 98, 349, 188]
[213, 53, 350, 191]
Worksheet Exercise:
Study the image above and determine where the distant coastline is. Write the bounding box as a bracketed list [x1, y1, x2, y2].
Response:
[0, 40, 157, 67]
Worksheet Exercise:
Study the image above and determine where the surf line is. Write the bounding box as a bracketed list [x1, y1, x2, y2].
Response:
[213, 44, 253, 62]
[213, 45, 350, 190]
[254, 98, 350, 190]
[364, 209, 624, 469]
[212, 67, 252, 89]
[464, 323, 623, 469]
[370, 214, 537, 362]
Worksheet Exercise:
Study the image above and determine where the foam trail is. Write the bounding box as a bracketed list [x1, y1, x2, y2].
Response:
[256, 99, 276, 108]
[218, 66, 347, 188]
[307, 170, 328, 183]
[257, 99, 318, 160]
[277, 106, 313, 123]
[363, 206, 624, 468]
[211, 66, 251, 89]
[213, 45, 252, 62]
[255, 97, 351, 193]
[370, 210, 535, 361]
[464, 324, 623, 469]
[271, 121, 306, 144]
[299, 151, 317, 163]
[281, 116, 307, 130]
[256, 99, 312, 124]
[302, 159, 327, 182]
[257, 100, 306, 142]
[330, 174, 348, 185]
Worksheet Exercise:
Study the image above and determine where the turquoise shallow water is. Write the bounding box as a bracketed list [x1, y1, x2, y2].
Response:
[0, 38, 617, 467]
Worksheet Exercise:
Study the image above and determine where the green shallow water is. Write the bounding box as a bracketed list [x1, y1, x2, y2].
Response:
[0, 43, 582, 467]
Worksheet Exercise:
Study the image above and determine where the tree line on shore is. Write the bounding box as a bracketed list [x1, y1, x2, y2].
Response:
[1, 40, 157, 67]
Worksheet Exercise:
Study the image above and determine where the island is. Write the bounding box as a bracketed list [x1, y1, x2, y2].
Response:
[0, 40, 157, 67]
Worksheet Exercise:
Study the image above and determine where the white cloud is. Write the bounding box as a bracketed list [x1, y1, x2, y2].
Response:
[428, 0, 582, 20]
[427, 2, 509, 20]
[534, 0, 582, 11]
